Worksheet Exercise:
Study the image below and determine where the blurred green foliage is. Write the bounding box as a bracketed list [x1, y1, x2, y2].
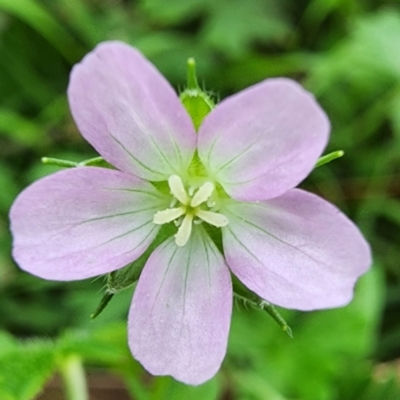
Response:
[0, 0, 400, 399]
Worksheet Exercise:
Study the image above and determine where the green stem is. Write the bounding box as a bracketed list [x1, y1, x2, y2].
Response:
[60, 354, 89, 400]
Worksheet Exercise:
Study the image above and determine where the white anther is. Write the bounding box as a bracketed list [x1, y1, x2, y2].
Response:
[168, 175, 189, 205]
[190, 182, 214, 207]
[196, 209, 229, 227]
[153, 207, 186, 224]
[175, 214, 193, 246]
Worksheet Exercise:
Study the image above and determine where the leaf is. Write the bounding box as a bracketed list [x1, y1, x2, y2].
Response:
[0, 0, 85, 62]
[142, 0, 205, 24]
[390, 89, 400, 141]
[202, 0, 291, 58]
[0, 330, 18, 357]
[143, 0, 290, 58]
[0, 338, 56, 400]
[309, 9, 400, 96]
[0, 108, 46, 146]
[227, 268, 385, 400]
[58, 323, 130, 365]
[0, 162, 19, 211]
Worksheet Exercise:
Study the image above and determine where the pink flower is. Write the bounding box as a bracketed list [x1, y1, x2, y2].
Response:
[10, 42, 371, 385]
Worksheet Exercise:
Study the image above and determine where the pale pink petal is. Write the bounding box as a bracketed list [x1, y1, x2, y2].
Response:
[68, 41, 196, 181]
[128, 227, 232, 385]
[197, 78, 330, 201]
[10, 167, 169, 280]
[222, 189, 371, 310]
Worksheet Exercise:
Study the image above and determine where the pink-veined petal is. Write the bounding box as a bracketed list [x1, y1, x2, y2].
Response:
[198, 78, 330, 201]
[222, 189, 371, 310]
[68, 41, 196, 180]
[128, 226, 232, 385]
[10, 167, 169, 280]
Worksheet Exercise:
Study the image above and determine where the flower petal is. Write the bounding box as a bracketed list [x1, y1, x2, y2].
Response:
[222, 189, 371, 310]
[68, 41, 196, 180]
[10, 167, 169, 280]
[198, 78, 330, 201]
[128, 226, 232, 385]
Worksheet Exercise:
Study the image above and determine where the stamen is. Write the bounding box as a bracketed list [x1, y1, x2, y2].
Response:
[207, 199, 216, 208]
[169, 198, 178, 208]
[190, 182, 214, 207]
[175, 214, 193, 246]
[168, 175, 189, 205]
[153, 207, 186, 224]
[174, 217, 183, 227]
[196, 209, 229, 227]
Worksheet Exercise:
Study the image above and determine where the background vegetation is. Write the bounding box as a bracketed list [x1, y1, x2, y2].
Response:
[0, 0, 399, 399]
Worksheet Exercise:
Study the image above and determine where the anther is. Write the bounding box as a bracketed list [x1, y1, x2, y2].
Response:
[153, 207, 186, 224]
[168, 175, 189, 205]
[196, 209, 229, 227]
[175, 214, 193, 246]
[190, 182, 214, 207]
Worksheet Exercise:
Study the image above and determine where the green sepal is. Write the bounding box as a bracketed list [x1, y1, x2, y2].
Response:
[41, 156, 112, 169]
[180, 58, 214, 131]
[233, 277, 293, 338]
[315, 150, 344, 168]
[41, 157, 77, 168]
[90, 224, 176, 319]
[90, 292, 114, 320]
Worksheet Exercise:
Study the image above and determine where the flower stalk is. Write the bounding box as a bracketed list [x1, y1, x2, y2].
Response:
[59, 354, 88, 400]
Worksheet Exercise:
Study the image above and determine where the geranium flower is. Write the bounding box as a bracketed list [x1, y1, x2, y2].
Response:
[10, 41, 371, 385]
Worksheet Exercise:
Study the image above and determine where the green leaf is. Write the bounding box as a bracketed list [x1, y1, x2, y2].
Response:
[143, 0, 290, 58]
[0, 338, 57, 400]
[390, 89, 400, 140]
[0, 108, 46, 146]
[203, 0, 291, 58]
[0, 331, 18, 357]
[0, 163, 19, 211]
[58, 323, 129, 365]
[227, 268, 385, 400]
[0, 0, 85, 62]
[142, 0, 205, 24]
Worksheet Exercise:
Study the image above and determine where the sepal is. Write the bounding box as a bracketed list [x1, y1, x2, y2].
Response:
[233, 277, 293, 338]
[42, 156, 112, 169]
[180, 58, 214, 130]
[315, 150, 344, 168]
